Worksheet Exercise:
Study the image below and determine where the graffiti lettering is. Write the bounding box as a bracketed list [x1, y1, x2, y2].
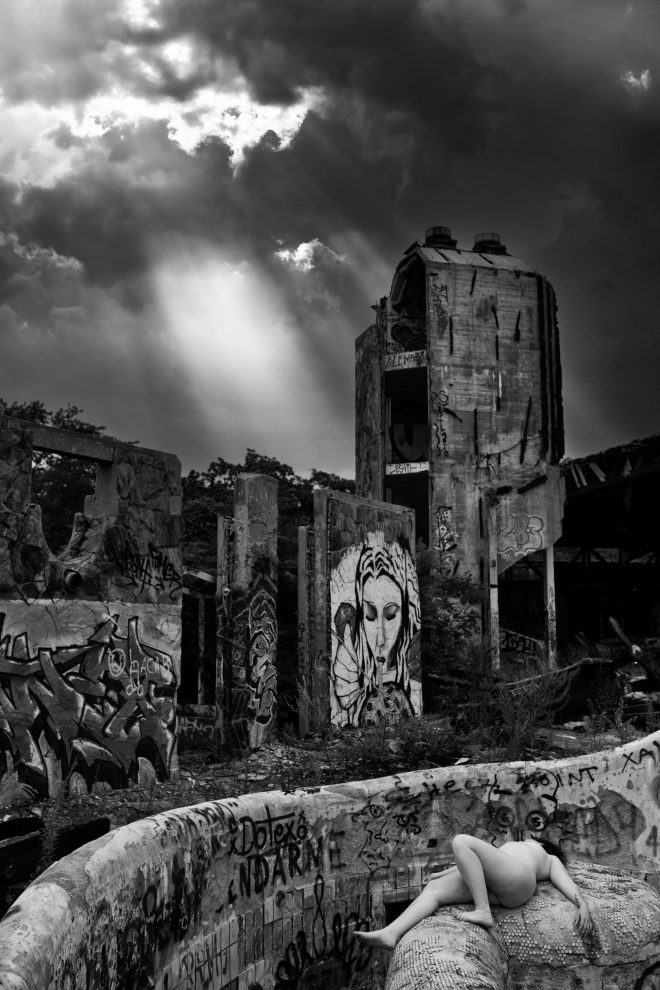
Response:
[623, 747, 658, 771]
[109, 545, 182, 601]
[229, 808, 310, 857]
[176, 717, 215, 746]
[500, 628, 542, 662]
[226, 807, 323, 897]
[430, 389, 462, 460]
[431, 390, 450, 457]
[351, 802, 391, 873]
[350, 778, 445, 874]
[429, 279, 449, 337]
[497, 513, 544, 562]
[486, 770, 563, 840]
[434, 506, 457, 554]
[0, 611, 176, 796]
[115, 861, 201, 987]
[567, 767, 598, 785]
[431, 281, 449, 304]
[383, 350, 427, 371]
[238, 837, 323, 897]
[273, 874, 372, 990]
[385, 462, 429, 476]
[379, 777, 443, 835]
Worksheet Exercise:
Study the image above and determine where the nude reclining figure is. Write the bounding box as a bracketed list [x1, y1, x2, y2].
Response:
[355, 834, 592, 950]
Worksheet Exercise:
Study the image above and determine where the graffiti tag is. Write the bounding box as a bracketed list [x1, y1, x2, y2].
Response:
[109, 545, 182, 600]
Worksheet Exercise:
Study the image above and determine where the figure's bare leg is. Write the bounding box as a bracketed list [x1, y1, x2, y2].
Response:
[451, 835, 536, 929]
[451, 835, 495, 928]
[355, 867, 471, 949]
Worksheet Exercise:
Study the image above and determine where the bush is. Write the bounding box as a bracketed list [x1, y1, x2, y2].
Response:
[449, 648, 574, 760]
[416, 544, 481, 712]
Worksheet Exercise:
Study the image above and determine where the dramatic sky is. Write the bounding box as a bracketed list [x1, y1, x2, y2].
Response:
[1, 0, 659, 478]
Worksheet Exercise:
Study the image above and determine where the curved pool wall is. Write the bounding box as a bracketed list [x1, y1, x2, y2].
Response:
[2, 730, 660, 990]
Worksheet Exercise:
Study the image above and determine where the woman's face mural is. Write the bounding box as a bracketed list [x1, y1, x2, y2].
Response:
[362, 574, 403, 675]
[330, 535, 421, 726]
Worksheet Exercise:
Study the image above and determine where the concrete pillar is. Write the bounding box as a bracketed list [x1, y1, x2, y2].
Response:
[297, 525, 311, 736]
[543, 545, 558, 670]
[215, 515, 232, 747]
[355, 324, 387, 501]
[485, 497, 501, 672]
[229, 474, 278, 749]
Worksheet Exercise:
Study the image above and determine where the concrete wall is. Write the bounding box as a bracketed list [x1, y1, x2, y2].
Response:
[2, 731, 660, 989]
[303, 491, 420, 729]
[0, 414, 182, 796]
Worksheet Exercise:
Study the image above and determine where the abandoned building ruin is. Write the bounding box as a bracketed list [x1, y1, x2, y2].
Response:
[355, 225, 660, 672]
[356, 227, 660, 680]
[356, 226, 564, 669]
[0, 414, 182, 798]
[180, 224, 660, 746]
[2, 226, 660, 987]
[1, 225, 660, 791]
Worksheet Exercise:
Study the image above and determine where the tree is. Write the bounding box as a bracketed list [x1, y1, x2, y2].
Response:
[181, 449, 355, 572]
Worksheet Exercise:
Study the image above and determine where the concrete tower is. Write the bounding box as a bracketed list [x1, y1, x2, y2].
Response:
[355, 226, 565, 665]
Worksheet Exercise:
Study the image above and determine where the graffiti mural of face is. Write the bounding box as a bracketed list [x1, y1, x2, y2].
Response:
[362, 575, 403, 677]
[330, 534, 422, 727]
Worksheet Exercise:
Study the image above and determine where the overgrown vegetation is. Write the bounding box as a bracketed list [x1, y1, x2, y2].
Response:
[416, 543, 482, 711]
[181, 450, 355, 571]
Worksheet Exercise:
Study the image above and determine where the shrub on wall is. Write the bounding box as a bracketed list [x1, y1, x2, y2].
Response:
[416, 543, 481, 711]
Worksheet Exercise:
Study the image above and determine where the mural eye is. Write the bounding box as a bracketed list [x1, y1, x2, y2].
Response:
[384, 605, 400, 621]
[526, 811, 547, 831]
[364, 604, 377, 621]
[494, 807, 514, 828]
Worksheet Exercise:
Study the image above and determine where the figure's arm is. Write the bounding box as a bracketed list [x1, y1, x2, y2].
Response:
[548, 857, 592, 934]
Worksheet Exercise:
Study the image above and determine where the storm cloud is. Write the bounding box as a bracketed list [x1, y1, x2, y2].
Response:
[1, 0, 659, 474]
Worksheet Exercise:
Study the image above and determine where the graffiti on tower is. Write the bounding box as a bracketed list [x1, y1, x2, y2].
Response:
[497, 513, 544, 562]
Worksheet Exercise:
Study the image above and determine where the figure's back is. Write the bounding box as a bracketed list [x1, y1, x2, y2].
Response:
[498, 839, 551, 880]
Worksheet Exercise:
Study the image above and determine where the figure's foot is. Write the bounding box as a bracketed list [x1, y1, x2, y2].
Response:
[354, 929, 398, 950]
[454, 909, 494, 929]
